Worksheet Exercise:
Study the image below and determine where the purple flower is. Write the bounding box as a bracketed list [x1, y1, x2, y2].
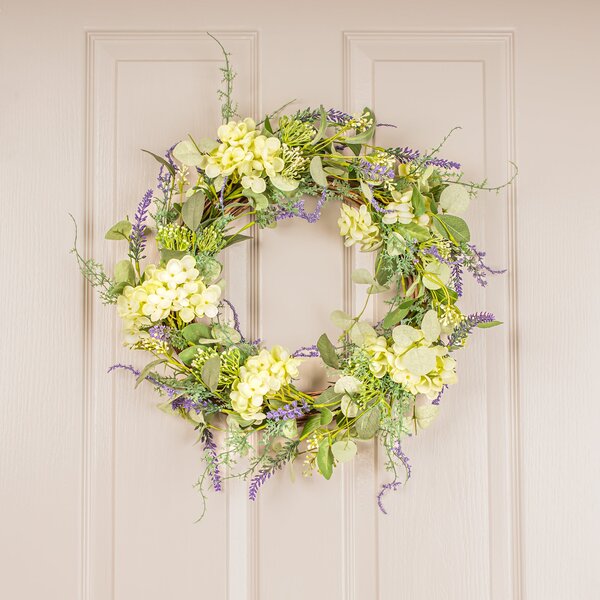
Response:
[128, 189, 152, 262]
[275, 188, 326, 224]
[327, 108, 352, 124]
[157, 145, 177, 194]
[450, 262, 464, 297]
[266, 400, 310, 421]
[377, 441, 412, 514]
[359, 159, 394, 182]
[222, 299, 244, 340]
[202, 429, 222, 492]
[148, 324, 171, 342]
[424, 156, 461, 170]
[432, 385, 448, 406]
[462, 244, 506, 287]
[447, 312, 496, 347]
[387, 146, 421, 163]
[292, 345, 320, 358]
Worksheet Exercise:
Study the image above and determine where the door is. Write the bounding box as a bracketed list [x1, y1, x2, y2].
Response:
[1, 2, 599, 599]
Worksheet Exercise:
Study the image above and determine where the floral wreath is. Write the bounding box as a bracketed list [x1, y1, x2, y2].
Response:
[74, 35, 512, 517]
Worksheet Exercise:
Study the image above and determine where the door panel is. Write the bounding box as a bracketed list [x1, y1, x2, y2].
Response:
[2, 2, 600, 600]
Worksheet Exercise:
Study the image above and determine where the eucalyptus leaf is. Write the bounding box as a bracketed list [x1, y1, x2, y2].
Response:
[196, 138, 219, 153]
[403, 347, 437, 376]
[113, 259, 135, 285]
[350, 321, 377, 346]
[182, 323, 212, 344]
[105, 220, 132, 241]
[351, 268, 375, 285]
[320, 407, 334, 426]
[212, 324, 241, 345]
[355, 405, 381, 439]
[439, 183, 470, 214]
[201, 355, 221, 392]
[317, 333, 339, 369]
[382, 306, 409, 329]
[309, 156, 328, 187]
[433, 214, 470, 243]
[360, 180, 373, 201]
[421, 309, 441, 342]
[331, 309, 354, 330]
[270, 174, 300, 192]
[317, 438, 334, 479]
[160, 248, 187, 264]
[314, 387, 342, 408]
[331, 440, 357, 463]
[181, 191, 205, 231]
[178, 345, 201, 366]
[172, 140, 203, 167]
[422, 261, 451, 291]
[387, 232, 406, 256]
[415, 404, 440, 429]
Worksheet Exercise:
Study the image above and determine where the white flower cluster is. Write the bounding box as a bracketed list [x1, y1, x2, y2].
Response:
[363, 311, 457, 399]
[382, 189, 431, 227]
[116, 256, 222, 344]
[199, 118, 285, 193]
[338, 204, 382, 252]
[230, 346, 302, 420]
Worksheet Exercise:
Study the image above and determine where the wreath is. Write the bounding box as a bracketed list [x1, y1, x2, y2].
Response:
[74, 36, 511, 517]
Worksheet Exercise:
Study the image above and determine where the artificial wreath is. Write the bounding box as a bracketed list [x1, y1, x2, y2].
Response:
[74, 36, 511, 516]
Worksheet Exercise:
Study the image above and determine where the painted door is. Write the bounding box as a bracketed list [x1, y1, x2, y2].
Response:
[2, 2, 599, 599]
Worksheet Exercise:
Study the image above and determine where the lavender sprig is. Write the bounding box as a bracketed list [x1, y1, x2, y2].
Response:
[462, 244, 507, 287]
[128, 189, 152, 263]
[432, 384, 448, 406]
[157, 145, 177, 195]
[377, 441, 412, 514]
[447, 312, 496, 348]
[292, 345, 320, 358]
[424, 156, 461, 170]
[359, 159, 394, 182]
[248, 442, 299, 500]
[386, 146, 421, 163]
[148, 324, 171, 342]
[222, 299, 244, 340]
[201, 429, 223, 492]
[266, 400, 310, 421]
[275, 188, 326, 224]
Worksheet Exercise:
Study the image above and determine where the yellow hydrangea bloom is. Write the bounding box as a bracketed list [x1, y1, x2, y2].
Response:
[337, 204, 382, 252]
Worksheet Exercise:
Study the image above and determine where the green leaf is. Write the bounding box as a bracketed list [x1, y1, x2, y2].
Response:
[439, 183, 470, 214]
[314, 386, 342, 408]
[387, 232, 406, 256]
[196, 138, 219, 153]
[113, 259, 135, 285]
[331, 440, 357, 463]
[317, 438, 334, 479]
[351, 268, 375, 285]
[263, 115, 273, 134]
[349, 321, 377, 346]
[223, 233, 253, 248]
[172, 139, 203, 167]
[422, 261, 451, 291]
[270, 174, 300, 192]
[396, 222, 430, 242]
[331, 309, 354, 330]
[195, 256, 222, 283]
[309, 156, 328, 187]
[181, 191, 205, 231]
[201, 355, 221, 392]
[105, 220, 132, 241]
[342, 108, 376, 144]
[382, 306, 409, 329]
[311, 105, 328, 144]
[421, 309, 441, 342]
[300, 414, 322, 440]
[477, 320, 503, 329]
[402, 347, 437, 376]
[319, 407, 334, 426]
[160, 248, 187, 264]
[355, 405, 381, 439]
[182, 323, 212, 344]
[212, 324, 242, 345]
[178, 345, 201, 366]
[433, 214, 470, 243]
[135, 359, 166, 388]
[141, 149, 175, 177]
[317, 333, 340, 369]
[359, 179, 373, 201]
[411, 185, 426, 217]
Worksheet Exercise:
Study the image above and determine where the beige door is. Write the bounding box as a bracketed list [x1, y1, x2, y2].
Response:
[2, 2, 599, 599]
